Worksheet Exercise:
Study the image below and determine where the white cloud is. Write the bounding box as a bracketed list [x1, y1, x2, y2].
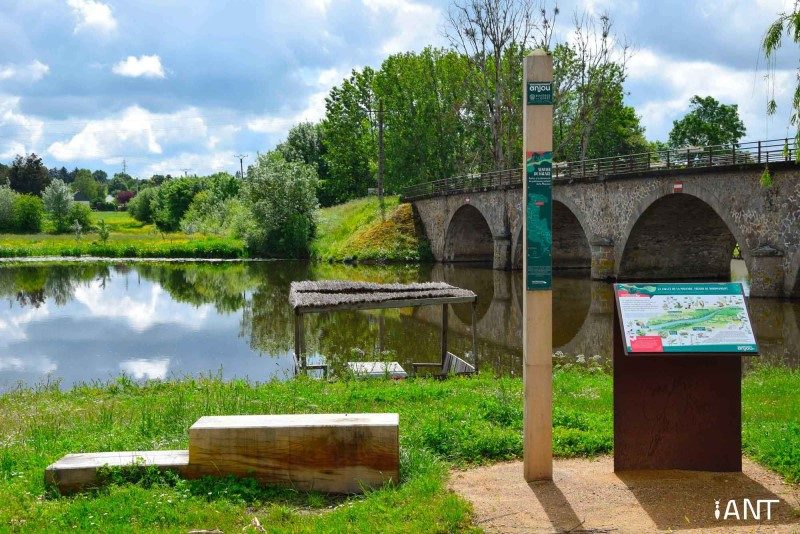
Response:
[47, 105, 211, 161]
[362, 0, 442, 54]
[0, 60, 50, 83]
[247, 91, 327, 134]
[628, 48, 795, 140]
[119, 358, 170, 380]
[67, 0, 118, 35]
[112, 55, 166, 79]
[0, 96, 44, 159]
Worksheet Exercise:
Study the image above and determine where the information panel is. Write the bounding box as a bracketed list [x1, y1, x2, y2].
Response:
[614, 283, 758, 354]
[525, 151, 552, 290]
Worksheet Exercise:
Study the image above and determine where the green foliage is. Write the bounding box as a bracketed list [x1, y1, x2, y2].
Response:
[8, 153, 50, 196]
[277, 122, 329, 194]
[0, 162, 8, 186]
[11, 194, 43, 233]
[243, 152, 319, 258]
[760, 166, 774, 188]
[72, 169, 102, 201]
[668, 95, 747, 147]
[762, 3, 800, 147]
[181, 191, 252, 238]
[96, 219, 110, 243]
[152, 178, 208, 232]
[42, 179, 74, 233]
[0, 186, 16, 231]
[68, 202, 93, 231]
[127, 186, 157, 223]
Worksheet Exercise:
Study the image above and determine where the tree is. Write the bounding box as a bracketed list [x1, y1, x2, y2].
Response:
[92, 170, 108, 183]
[42, 179, 73, 232]
[668, 95, 746, 148]
[446, 0, 555, 170]
[763, 1, 800, 145]
[8, 154, 50, 196]
[0, 163, 8, 186]
[72, 169, 101, 201]
[277, 122, 329, 182]
[321, 68, 378, 205]
[243, 152, 318, 258]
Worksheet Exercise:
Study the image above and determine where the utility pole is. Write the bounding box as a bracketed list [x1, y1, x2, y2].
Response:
[122, 158, 127, 176]
[234, 154, 248, 179]
[377, 99, 385, 219]
[181, 168, 191, 178]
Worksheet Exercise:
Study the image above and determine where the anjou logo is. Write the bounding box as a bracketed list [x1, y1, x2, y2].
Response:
[715, 498, 780, 520]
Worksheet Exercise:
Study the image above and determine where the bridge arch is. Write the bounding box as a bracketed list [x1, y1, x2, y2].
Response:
[616, 186, 750, 281]
[444, 204, 495, 264]
[512, 196, 592, 271]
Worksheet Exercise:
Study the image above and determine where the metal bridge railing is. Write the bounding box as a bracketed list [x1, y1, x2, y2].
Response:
[400, 138, 798, 201]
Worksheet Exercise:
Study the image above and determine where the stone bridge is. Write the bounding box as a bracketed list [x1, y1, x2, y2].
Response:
[409, 159, 800, 298]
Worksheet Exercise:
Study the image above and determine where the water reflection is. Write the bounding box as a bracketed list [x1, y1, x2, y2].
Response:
[0, 260, 796, 390]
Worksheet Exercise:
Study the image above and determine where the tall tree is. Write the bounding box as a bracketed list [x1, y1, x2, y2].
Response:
[0, 163, 8, 186]
[446, 0, 555, 170]
[277, 122, 329, 186]
[92, 170, 108, 183]
[763, 1, 800, 145]
[321, 68, 378, 205]
[73, 169, 101, 201]
[668, 95, 746, 148]
[8, 154, 50, 196]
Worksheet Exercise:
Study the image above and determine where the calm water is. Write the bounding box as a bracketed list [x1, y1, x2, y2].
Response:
[0, 260, 796, 391]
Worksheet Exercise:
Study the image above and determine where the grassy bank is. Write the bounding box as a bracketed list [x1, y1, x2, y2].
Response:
[0, 211, 247, 259]
[0, 366, 797, 532]
[313, 196, 432, 263]
[1, 198, 428, 261]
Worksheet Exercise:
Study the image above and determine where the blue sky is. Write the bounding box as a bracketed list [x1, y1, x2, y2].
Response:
[0, 0, 797, 177]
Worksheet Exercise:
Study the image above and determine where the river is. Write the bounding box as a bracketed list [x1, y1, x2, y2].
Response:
[0, 260, 796, 391]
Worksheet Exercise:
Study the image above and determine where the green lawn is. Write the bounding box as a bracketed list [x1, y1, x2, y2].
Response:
[0, 366, 796, 532]
[0, 211, 247, 259]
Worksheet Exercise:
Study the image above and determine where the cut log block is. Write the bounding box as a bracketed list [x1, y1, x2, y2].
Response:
[45, 450, 190, 495]
[188, 413, 399, 493]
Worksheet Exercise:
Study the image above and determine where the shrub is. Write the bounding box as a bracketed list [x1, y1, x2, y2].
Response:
[128, 186, 157, 223]
[42, 178, 73, 232]
[180, 192, 253, 237]
[0, 186, 17, 231]
[153, 178, 208, 231]
[243, 152, 318, 258]
[115, 190, 136, 206]
[91, 199, 117, 211]
[68, 203, 93, 231]
[11, 194, 44, 233]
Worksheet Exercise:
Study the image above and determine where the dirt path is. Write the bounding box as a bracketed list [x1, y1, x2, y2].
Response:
[449, 456, 800, 533]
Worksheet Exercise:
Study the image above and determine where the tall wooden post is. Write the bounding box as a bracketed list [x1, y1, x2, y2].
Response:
[522, 50, 553, 481]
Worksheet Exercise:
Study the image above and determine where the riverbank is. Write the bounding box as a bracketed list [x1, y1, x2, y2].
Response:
[0, 366, 796, 532]
[0, 211, 247, 259]
[0, 198, 429, 262]
[312, 196, 433, 263]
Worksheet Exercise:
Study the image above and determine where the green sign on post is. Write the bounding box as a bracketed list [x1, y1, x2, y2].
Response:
[527, 82, 553, 105]
[525, 151, 552, 290]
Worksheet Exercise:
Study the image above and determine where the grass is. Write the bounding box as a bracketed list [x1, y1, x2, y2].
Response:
[0, 211, 247, 259]
[0, 366, 796, 532]
[313, 196, 433, 263]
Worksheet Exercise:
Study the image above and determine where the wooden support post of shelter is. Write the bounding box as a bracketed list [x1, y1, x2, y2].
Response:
[522, 50, 554, 482]
[290, 281, 479, 377]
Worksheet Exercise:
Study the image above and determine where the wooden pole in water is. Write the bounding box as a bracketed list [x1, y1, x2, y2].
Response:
[522, 50, 553, 481]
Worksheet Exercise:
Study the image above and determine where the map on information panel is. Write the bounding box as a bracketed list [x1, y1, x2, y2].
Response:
[614, 283, 758, 354]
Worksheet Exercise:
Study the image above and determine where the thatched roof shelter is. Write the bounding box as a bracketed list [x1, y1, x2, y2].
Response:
[290, 280, 477, 314]
[289, 280, 478, 376]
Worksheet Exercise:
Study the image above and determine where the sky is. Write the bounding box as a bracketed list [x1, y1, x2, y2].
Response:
[0, 0, 797, 177]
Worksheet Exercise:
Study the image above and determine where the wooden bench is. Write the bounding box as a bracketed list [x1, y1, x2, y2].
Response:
[45, 450, 192, 494]
[188, 413, 399, 493]
[412, 351, 475, 378]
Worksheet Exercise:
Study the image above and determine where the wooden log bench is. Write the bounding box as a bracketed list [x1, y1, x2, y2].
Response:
[188, 413, 399, 493]
[46, 413, 400, 495]
[45, 450, 192, 495]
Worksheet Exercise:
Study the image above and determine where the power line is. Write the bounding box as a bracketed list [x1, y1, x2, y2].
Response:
[234, 154, 248, 179]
